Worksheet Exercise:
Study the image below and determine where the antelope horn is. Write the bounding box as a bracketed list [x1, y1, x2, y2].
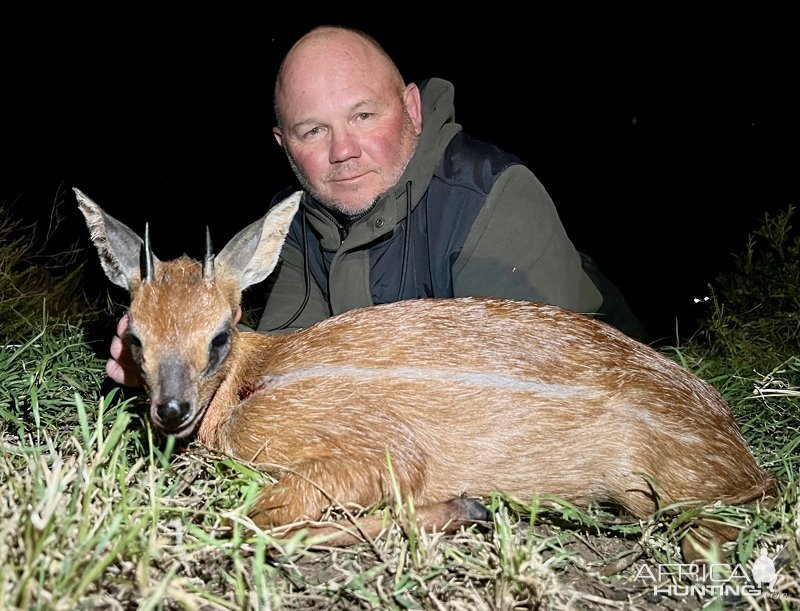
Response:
[140, 222, 154, 283]
[203, 226, 215, 281]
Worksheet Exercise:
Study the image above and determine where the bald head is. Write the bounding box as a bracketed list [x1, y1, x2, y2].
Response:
[272, 26, 422, 215]
[274, 26, 405, 128]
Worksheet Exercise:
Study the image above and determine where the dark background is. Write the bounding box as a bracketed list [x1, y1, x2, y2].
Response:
[3, 11, 798, 343]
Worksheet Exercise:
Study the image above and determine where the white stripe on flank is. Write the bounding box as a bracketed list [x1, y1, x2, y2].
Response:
[257, 365, 601, 398]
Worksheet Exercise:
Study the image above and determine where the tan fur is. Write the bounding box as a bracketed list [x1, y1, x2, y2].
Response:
[77, 188, 775, 550]
[189, 295, 774, 534]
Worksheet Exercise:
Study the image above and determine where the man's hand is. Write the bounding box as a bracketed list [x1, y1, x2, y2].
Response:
[107, 314, 142, 387]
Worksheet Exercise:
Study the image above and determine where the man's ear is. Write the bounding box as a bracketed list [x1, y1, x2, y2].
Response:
[404, 82, 423, 135]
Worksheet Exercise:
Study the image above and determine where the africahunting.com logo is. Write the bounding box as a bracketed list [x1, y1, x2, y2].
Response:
[634, 546, 785, 599]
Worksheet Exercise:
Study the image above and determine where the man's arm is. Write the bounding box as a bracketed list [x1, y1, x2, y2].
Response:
[452, 165, 603, 313]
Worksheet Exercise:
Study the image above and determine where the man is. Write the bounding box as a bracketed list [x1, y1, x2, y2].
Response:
[105, 24, 646, 385]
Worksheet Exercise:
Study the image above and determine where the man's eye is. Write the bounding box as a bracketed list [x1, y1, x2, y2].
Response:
[127, 334, 142, 348]
[303, 126, 323, 138]
[355, 112, 372, 121]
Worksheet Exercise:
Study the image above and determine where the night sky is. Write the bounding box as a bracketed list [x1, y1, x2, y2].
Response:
[3, 12, 798, 343]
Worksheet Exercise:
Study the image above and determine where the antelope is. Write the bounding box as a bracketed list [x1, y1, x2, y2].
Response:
[76, 187, 775, 557]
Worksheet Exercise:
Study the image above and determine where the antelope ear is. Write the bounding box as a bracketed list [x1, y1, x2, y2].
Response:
[74, 187, 152, 290]
[216, 190, 301, 291]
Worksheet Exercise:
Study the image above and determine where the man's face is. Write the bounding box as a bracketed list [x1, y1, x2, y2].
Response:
[274, 55, 422, 217]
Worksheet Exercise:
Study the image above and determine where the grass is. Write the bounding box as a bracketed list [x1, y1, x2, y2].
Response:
[1, 203, 798, 609]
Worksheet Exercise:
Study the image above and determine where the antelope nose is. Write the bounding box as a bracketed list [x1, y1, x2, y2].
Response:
[157, 399, 191, 431]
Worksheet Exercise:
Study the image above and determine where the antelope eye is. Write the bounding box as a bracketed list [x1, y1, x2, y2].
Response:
[206, 330, 231, 375]
[211, 331, 230, 348]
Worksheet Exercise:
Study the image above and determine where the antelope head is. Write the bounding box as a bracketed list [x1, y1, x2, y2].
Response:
[75, 187, 300, 437]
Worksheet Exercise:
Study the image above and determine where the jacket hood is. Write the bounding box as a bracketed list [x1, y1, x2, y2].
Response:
[392, 77, 463, 211]
[302, 78, 462, 248]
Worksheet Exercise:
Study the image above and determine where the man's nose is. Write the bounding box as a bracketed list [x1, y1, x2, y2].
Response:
[329, 127, 361, 163]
